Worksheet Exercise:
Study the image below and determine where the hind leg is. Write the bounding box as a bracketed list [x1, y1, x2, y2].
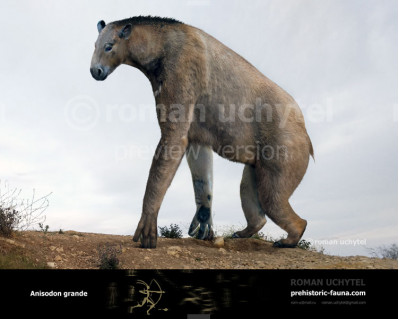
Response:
[271, 201, 307, 248]
[256, 164, 307, 248]
[232, 165, 266, 238]
[186, 144, 214, 240]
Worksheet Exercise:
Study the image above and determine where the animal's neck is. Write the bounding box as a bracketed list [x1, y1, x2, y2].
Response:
[125, 26, 185, 95]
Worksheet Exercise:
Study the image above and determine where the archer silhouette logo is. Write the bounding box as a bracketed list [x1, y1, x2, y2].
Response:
[129, 279, 168, 315]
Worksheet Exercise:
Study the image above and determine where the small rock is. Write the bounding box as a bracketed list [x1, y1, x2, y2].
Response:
[55, 255, 62, 262]
[167, 246, 182, 257]
[47, 262, 56, 268]
[214, 237, 224, 248]
[219, 248, 227, 254]
[167, 250, 180, 257]
[72, 235, 80, 239]
[56, 247, 64, 253]
[144, 256, 150, 261]
[49, 246, 57, 251]
[168, 246, 183, 252]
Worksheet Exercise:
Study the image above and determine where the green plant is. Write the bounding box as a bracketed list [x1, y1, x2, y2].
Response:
[158, 224, 183, 238]
[98, 244, 122, 269]
[218, 226, 278, 242]
[297, 239, 313, 250]
[251, 232, 267, 240]
[38, 223, 49, 234]
[0, 207, 20, 237]
[218, 225, 241, 239]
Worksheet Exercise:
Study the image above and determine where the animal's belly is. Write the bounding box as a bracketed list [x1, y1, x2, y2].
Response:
[188, 121, 256, 165]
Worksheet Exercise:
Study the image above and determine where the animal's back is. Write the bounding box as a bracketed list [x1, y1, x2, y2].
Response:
[184, 25, 313, 163]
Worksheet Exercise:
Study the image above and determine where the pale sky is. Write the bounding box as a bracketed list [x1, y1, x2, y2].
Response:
[0, 0, 397, 256]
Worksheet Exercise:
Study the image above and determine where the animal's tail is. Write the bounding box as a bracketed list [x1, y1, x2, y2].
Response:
[308, 134, 315, 161]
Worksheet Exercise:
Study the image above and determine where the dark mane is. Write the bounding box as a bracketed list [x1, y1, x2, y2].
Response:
[111, 15, 183, 27]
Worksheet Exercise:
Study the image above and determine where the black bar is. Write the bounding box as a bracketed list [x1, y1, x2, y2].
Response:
[0, 269, 396, 318]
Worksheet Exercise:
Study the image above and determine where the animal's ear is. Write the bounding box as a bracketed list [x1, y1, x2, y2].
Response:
[97, 20, 106, 33]
[119, 24, 132, 39]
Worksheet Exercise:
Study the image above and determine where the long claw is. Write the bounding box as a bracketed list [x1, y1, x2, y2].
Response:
[188, 206, 213, 240]
[188, 219, 200, 237]
[197, 223, 207, 240]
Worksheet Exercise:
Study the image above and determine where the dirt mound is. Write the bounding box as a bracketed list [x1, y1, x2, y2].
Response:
[0, 231, 397, 269]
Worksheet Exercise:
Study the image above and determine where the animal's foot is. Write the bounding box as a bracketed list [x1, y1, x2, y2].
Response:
[188, 206, 214, 240]
[272, 240, 297, 248]
[132, 214, 158, 248]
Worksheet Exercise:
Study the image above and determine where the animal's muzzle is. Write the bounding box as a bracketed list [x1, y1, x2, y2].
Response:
[90, 65, 108, 81]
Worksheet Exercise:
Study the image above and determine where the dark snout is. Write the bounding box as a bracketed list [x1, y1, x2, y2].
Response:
[90, 64, 109, 81]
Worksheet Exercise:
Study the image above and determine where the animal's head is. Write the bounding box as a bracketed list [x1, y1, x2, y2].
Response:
[90, 18, 173, 81]
[90, 20, 133, 81]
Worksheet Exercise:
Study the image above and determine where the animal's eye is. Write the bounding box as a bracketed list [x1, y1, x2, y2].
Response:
[104, 44, 113, 52]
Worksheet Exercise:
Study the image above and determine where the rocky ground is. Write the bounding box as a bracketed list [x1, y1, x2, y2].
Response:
[0, 230, 397, 269]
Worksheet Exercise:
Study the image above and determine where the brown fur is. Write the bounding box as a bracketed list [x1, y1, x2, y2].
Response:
[90, 16, 313, 248]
